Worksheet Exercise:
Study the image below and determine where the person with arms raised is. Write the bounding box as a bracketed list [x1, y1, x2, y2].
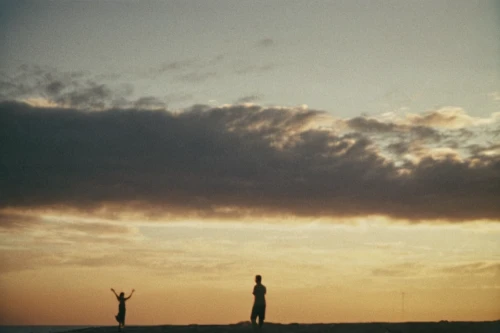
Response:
[111, 288, 134, 331]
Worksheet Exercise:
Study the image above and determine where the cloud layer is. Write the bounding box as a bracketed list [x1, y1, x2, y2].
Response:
[1, 99, 499, 222]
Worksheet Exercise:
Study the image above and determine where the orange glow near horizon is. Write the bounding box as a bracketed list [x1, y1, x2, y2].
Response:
[1, 211, 499, 325]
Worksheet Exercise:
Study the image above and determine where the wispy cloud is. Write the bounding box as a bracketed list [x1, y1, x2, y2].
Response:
[157, 60, 197, 73]
[0, 212, 41, 231]
[256, 38, 275, 48]
[133, 96, 167, 109]
[372, 262, 424, 277]
[235, 63, 275, 75]
[405, 107, 498, 129]
[440, 262, 500, 276]
[488, 91, 500, 102]
[0, 65, 134, 109]
[234, 95, 261, 104]
[146, 55, 226, 83]
[175, 71, 217, 83]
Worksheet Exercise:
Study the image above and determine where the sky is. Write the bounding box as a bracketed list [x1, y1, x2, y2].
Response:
[0, 0, 499, 325]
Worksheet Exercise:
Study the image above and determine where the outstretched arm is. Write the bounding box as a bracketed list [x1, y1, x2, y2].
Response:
[111, 288, 119, 299]
[125, 289, 135, 300]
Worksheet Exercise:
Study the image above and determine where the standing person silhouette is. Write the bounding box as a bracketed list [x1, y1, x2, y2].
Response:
[251, 275, 266, 330]
[111, 288, 134, 331]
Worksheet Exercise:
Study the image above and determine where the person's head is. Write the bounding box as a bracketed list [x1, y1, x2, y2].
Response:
[119, 292, 125, 299]
[255, 275, 262, 284]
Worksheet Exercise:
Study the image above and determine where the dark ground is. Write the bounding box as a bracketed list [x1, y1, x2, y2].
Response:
[64, 321, 500, 333]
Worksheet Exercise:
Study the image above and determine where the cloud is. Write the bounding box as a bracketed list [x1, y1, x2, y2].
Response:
[62, 221, 134, 235]
[371, 261, 500, 280]
[346, 115, 451, 142]
[235, 64, 275, 75]
[0, 248, 130, 273]
[175, 71, 217, 83]
[488, 91, 500, 102]
[372, 262, 423, 277]
[440, 262, 500, 276]
[165, 93, 194, 104]
[147, 57, 226, 82]
[61, 252, 150, 268]
[55, 83, 114, 109]
[406, 107, 495, 129]
[0, 65, 133, 109]
[0, 212, 41, 231]
[0, 252, 235, 276]
[256, 38, 275, 48]
[157, 60, 196, 73]
[148, 59, 218, 83]
[0, 249, 64, 273]
[234, 95, 261, 104]
[1, 101, 499, 222]
[133, 96, 167, 109]
[344, 111, 500, 165]
[346, 117, 398, 133]
[468, 143, 500, 158]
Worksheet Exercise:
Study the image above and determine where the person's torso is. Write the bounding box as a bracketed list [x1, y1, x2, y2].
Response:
[254, 284, 266, 305]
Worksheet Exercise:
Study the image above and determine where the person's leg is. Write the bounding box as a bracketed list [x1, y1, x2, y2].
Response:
[115, 314, 120, 331]
[258, 305, 266, 328]
[118, 312, 125, 329]
[251, 306, 258, 330]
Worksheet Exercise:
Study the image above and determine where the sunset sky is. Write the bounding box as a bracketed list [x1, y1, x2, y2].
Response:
[1, 0, 499, 325]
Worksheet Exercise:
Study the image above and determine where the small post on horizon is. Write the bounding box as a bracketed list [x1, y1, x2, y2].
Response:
[401, 292, 405, 322]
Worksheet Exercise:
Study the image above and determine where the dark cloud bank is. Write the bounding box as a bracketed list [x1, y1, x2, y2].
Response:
[1, 101, 499, 222]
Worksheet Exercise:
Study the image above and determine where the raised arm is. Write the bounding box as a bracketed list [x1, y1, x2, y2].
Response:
[111, 288, 119, 299]
[125, 289, 135, 300]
